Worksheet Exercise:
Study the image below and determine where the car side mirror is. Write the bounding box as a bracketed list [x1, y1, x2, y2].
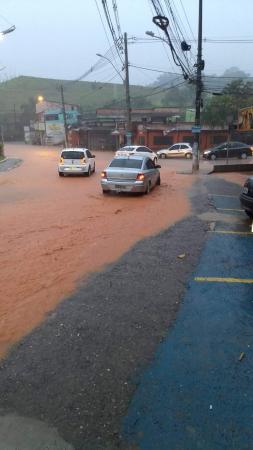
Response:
[92, 155, 96, 158]
[156, 164, 161, 168]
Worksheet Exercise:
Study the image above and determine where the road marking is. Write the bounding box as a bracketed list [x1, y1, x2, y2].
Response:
[195, 277, 253, 284]
[208, 230, 253, 236]
[216, 208, 244, 212]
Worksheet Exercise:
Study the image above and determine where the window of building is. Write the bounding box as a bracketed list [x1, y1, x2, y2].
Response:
[139, 136, 145, 145]
[153, 136, 173, 145]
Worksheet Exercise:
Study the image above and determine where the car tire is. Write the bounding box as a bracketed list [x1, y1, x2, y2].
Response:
[156, 175, 161, 186]
[185, 153, 192, 159]
[210, 154, 216, 161]
[241, 152, 247, 159]
[86, 166, 91, 177]
[102, 189, 109, 195]
[245, 210, 253, 218]
[58, 172, 64, 177]
[93, 163, 96, 173]
[160, 153, 166, 159]
[145, 181, 151, 195]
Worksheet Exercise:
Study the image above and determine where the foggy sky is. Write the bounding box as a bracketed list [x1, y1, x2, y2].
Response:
[0, 0, 252, 85]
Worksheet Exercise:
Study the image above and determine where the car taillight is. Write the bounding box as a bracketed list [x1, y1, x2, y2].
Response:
[101, 171, 107, 179]
[60, 157, 64, 163]
[136, 173, 145, 181]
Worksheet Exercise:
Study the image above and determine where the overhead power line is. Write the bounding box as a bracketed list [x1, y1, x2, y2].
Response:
[101, 0, 124, 61]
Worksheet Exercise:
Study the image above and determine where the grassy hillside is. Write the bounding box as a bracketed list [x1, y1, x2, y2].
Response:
[0, 75, 163, 113]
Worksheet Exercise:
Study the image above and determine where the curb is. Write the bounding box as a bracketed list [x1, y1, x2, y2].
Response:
[0, 157, 7, 164]
[213, 163, 253, 173]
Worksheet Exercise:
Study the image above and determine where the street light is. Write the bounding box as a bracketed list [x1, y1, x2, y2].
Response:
[145, 30, 168, 45]
[0, 25, 15, 41]
[96, 53, 124, 82]
[0, 25, 15, 36]
[36, 96, 46, 145]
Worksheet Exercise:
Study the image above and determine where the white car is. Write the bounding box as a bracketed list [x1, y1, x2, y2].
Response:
[58, 148, 96, 177]
[115, 145, 158, 165]
[157, 143, 193, 159]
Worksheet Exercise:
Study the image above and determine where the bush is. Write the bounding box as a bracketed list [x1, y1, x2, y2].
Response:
[0, 143, 4, 158]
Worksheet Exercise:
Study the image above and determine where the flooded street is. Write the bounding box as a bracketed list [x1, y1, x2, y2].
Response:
[0, 143, 193, 356]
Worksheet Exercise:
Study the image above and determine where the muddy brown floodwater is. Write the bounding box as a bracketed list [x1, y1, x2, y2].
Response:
[0, 144, 195, 357]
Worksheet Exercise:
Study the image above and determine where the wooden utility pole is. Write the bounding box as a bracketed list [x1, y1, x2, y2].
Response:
[60, 85, 68, 147]
[192, 0, 203, 172]
[124, 32, 132, 145]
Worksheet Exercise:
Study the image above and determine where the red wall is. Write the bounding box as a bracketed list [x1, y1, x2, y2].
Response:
[134, 129, 228, 151]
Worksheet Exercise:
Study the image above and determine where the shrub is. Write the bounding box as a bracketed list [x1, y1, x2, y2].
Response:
[0, 143, 4, 158]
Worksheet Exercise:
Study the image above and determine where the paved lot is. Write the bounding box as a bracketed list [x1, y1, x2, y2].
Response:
[123, 178, 253, 450]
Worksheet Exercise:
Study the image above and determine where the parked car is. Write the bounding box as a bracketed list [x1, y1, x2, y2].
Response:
[115, 145, 158, 165]
[58, 148, 96, 177]
[157, 143, 193, 159]
[240, 177, 253, 218]
[101, 155, 161, 194]
[203, 142, 252, 160]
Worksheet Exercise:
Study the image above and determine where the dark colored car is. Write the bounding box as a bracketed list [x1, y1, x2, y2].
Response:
[240, 177, 253, 218]
[203, 142, 252, 160]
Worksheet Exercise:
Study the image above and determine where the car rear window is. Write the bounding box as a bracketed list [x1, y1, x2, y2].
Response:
[109, 159, 143, 169]
[119, 147, 135, 151]
[61, 151, 84, 159]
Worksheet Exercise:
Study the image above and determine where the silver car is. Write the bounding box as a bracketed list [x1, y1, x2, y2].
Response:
[58, 148, 96, 177]
[101, 155, 161, 194]
[157, 143, 192, 159]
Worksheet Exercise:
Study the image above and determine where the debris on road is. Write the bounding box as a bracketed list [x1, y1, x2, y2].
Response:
[177, 253, 186, 259]
[238, 352, 245, 361]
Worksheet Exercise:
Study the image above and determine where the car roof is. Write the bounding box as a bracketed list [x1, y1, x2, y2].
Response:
[113, 155, 145, 161]
[171, 142, 191, 145]
[61, 147, 88, 152]
[120, 145, 151, 150]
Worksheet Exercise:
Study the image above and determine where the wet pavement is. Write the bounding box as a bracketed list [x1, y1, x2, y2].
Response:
[0, 158, 22, 172]
[123, 179, 253, 450]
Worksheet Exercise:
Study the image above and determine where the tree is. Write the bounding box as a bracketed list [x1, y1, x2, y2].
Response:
[202, 79, 253, 128]
[20, 97, 36, 125]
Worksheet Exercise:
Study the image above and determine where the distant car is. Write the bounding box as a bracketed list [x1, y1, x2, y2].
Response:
[240, 177, 253, 218]
[115, 145, 158, 165]
[101, 155, 161, 194]
[157, 143, 193, 159]
[203, 142, 252, 160]
[58, 148, 96, 177]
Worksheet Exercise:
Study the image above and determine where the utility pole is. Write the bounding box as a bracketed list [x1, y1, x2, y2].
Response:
[60, 84, 68, 147]
[124, 32, 132, 145]
[13, 104, 17, 139]
[192, 0, 203, 173]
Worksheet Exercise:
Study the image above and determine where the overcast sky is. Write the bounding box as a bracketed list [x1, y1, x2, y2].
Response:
[0, 0, 252, 85]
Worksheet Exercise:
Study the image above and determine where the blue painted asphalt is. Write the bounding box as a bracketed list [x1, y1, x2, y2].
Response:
[123, 222, 253, 448]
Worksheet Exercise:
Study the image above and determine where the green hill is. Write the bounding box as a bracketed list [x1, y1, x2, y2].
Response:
[0, 75, 162, 113]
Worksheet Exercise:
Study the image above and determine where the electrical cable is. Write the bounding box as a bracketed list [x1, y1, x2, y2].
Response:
[101, 0, 124, 62]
